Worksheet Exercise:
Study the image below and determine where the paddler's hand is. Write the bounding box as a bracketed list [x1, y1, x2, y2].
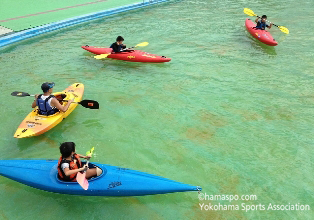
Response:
[34, 94, 39, 99]
[81, 165, 88, 172]
[68, 99, 74, 104]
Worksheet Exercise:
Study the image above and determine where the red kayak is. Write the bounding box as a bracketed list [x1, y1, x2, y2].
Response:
[245, 18, 278, 46]
[82, 46, 171, 63]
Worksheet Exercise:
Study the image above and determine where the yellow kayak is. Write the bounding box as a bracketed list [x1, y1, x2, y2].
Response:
[14, 83, 84, 138]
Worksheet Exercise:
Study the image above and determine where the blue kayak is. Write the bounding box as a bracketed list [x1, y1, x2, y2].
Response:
[0, 160, 201, 196]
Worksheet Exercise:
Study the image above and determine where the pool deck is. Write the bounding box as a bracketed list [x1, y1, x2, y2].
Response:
[0, 0, 141, 31]
[0, 26, 14, 35]
[0, 0, 168, 47]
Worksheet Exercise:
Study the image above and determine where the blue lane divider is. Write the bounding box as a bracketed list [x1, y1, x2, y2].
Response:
[0, 0, 168, 48]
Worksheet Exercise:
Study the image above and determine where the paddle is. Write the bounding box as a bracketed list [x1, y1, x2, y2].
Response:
[11, 91, 99, 109]
[77, 147, 95, 190]
[243, 8, 289, 34]
[94, 53, 110, 59]
[94, 42, 149, 59]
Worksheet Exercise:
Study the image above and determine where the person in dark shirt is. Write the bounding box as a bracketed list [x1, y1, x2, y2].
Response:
[110, 36, 127, 53]
[255, 15, 272, 30]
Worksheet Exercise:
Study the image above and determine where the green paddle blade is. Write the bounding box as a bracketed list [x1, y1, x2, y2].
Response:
[11, 91, 31, 97]
[86, 147, 95, 157]
[134, 42, 149, 47]
[243, 8, 256, 17]
[79, 100, 99, 109]
[94, 54, 110, 59]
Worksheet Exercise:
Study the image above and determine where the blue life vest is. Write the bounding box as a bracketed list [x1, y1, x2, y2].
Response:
[256, 20, 268, 30]
[36, 95, 59, 116]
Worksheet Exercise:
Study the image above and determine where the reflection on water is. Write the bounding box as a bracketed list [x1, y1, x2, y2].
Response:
[245, 31, 277, 56]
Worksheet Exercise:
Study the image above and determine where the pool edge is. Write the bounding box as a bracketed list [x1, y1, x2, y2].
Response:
[0, 0, 168, 48]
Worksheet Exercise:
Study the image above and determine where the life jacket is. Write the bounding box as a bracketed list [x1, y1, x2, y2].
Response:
[36, 94, 59, 116]
[110, 43, 126, 53]
[57, 154, 82, 182]
[256, 20, 267, 30]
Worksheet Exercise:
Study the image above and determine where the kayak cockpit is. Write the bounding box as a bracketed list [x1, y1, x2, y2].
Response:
[55, 164, 107, 184]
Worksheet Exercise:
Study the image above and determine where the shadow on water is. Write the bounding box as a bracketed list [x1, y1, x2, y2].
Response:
[246, 32, 277, 56]
[1, 177, 195, 215]
[15, 112, 81, 152]
[99, 59, 172, 73]
[276, 34, 288, 44]
[16, 135, 60, 152]
[250, 41, 277, 56]
[241, 25, 277, 56]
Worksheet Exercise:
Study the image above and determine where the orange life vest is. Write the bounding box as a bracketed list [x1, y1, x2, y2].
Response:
[57, 154, 82, 181]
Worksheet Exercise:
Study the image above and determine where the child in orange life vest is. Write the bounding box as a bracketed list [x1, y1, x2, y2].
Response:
[57, 142, 99, 181]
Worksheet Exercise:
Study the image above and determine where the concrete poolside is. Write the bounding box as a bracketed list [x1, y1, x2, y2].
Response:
[0, 26, 13, 35]
[0, 0, 167, 47]
[0, 0, 143, 31]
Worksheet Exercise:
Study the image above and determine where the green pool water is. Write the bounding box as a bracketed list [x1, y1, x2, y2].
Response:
[0, 0, 313, 219]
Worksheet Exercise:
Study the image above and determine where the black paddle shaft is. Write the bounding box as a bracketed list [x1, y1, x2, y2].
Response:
[62, 99, 99, 109]
[11, 91, 99, 109]
[256, 16, 279, 28]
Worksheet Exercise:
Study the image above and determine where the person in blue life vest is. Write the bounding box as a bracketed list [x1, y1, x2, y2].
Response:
[31, 82, 73, 116]
[255, 15, 272, 30]
[57, 142, 102, 182]
[110, 36, 134, 53]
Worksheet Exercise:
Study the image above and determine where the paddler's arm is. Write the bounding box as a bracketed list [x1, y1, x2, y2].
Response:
[31, 94, 39, 108]
[63, 165, 87, 176]
[51, 98, 73, 112]
[267, 22, 272, 29]
[122, 47, 134, 52]
[255, 17, 259, 23]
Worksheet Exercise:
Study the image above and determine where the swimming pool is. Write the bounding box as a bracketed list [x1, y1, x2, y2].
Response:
[0, 0, 313, 219]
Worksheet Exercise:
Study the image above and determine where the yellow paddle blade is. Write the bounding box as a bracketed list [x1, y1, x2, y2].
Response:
[94, 54, 110, 59]
[243, 8, 256, 17]
[278, 26, 289, 34]
[86, 147, 95, 157]
[134, 42, 149, 48]
[244, 8, 289, 34]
